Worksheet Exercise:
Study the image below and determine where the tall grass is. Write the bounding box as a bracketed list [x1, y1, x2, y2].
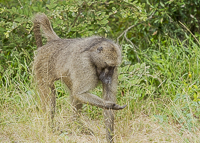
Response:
[1, 36, 200, 142]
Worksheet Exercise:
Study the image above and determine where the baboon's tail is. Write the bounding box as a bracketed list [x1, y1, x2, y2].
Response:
[33, 13, 60, 48]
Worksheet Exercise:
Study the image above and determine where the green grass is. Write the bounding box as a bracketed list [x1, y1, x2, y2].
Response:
[1, 37, 200, 142]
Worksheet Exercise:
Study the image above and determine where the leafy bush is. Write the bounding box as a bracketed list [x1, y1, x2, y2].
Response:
[0, 0, 150, 82]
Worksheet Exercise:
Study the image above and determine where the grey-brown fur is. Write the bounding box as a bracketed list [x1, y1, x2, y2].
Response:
[33, 13, 126, 142]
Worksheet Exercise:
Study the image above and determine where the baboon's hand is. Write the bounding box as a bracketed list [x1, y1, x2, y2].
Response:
[105, 102, 127, 110]
[112, 104, 127, 110]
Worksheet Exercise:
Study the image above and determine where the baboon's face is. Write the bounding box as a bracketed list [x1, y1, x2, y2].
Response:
[98, 66, 115, 84]
[91, 41, 121, 67]
[90, 41, 121, 84]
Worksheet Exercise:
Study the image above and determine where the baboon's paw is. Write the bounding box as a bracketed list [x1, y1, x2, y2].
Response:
[105, 102, 127, 110]
[113, 104, 127, 110]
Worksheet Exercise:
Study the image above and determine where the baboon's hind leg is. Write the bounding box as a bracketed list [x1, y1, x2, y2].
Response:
[49, 84, 56, 121]
[37, 81, 56, 121]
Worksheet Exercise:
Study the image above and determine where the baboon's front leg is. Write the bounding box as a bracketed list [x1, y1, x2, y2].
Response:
[73, 92, 125, 110]
[102, 68, 125, 143]
[103, 83, 116, 143]
[70, 96, 94, 135]
[104, 109, 114, 142]
[70, 96, 83, 117]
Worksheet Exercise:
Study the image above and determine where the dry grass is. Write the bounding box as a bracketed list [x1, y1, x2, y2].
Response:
[1, 66, 200, 143]
[1, 100, 199, 143]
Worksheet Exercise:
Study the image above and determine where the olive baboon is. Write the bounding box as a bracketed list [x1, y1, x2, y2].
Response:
[33, 13, 126, 142]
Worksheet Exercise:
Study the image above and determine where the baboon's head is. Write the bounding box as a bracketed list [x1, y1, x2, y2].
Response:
[90, 40, 121, 68]
[89, 40, 121, 84]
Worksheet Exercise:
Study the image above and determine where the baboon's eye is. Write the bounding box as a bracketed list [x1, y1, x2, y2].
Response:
[97, 47, 103, 53]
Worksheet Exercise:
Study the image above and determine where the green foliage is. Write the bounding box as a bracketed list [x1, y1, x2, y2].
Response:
[0, 0, 151, 83]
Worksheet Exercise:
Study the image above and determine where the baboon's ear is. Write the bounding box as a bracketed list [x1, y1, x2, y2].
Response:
[97, 47, 103, 53]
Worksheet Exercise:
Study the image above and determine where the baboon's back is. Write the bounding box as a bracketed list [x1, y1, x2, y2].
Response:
[34, 36, 102, 88]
